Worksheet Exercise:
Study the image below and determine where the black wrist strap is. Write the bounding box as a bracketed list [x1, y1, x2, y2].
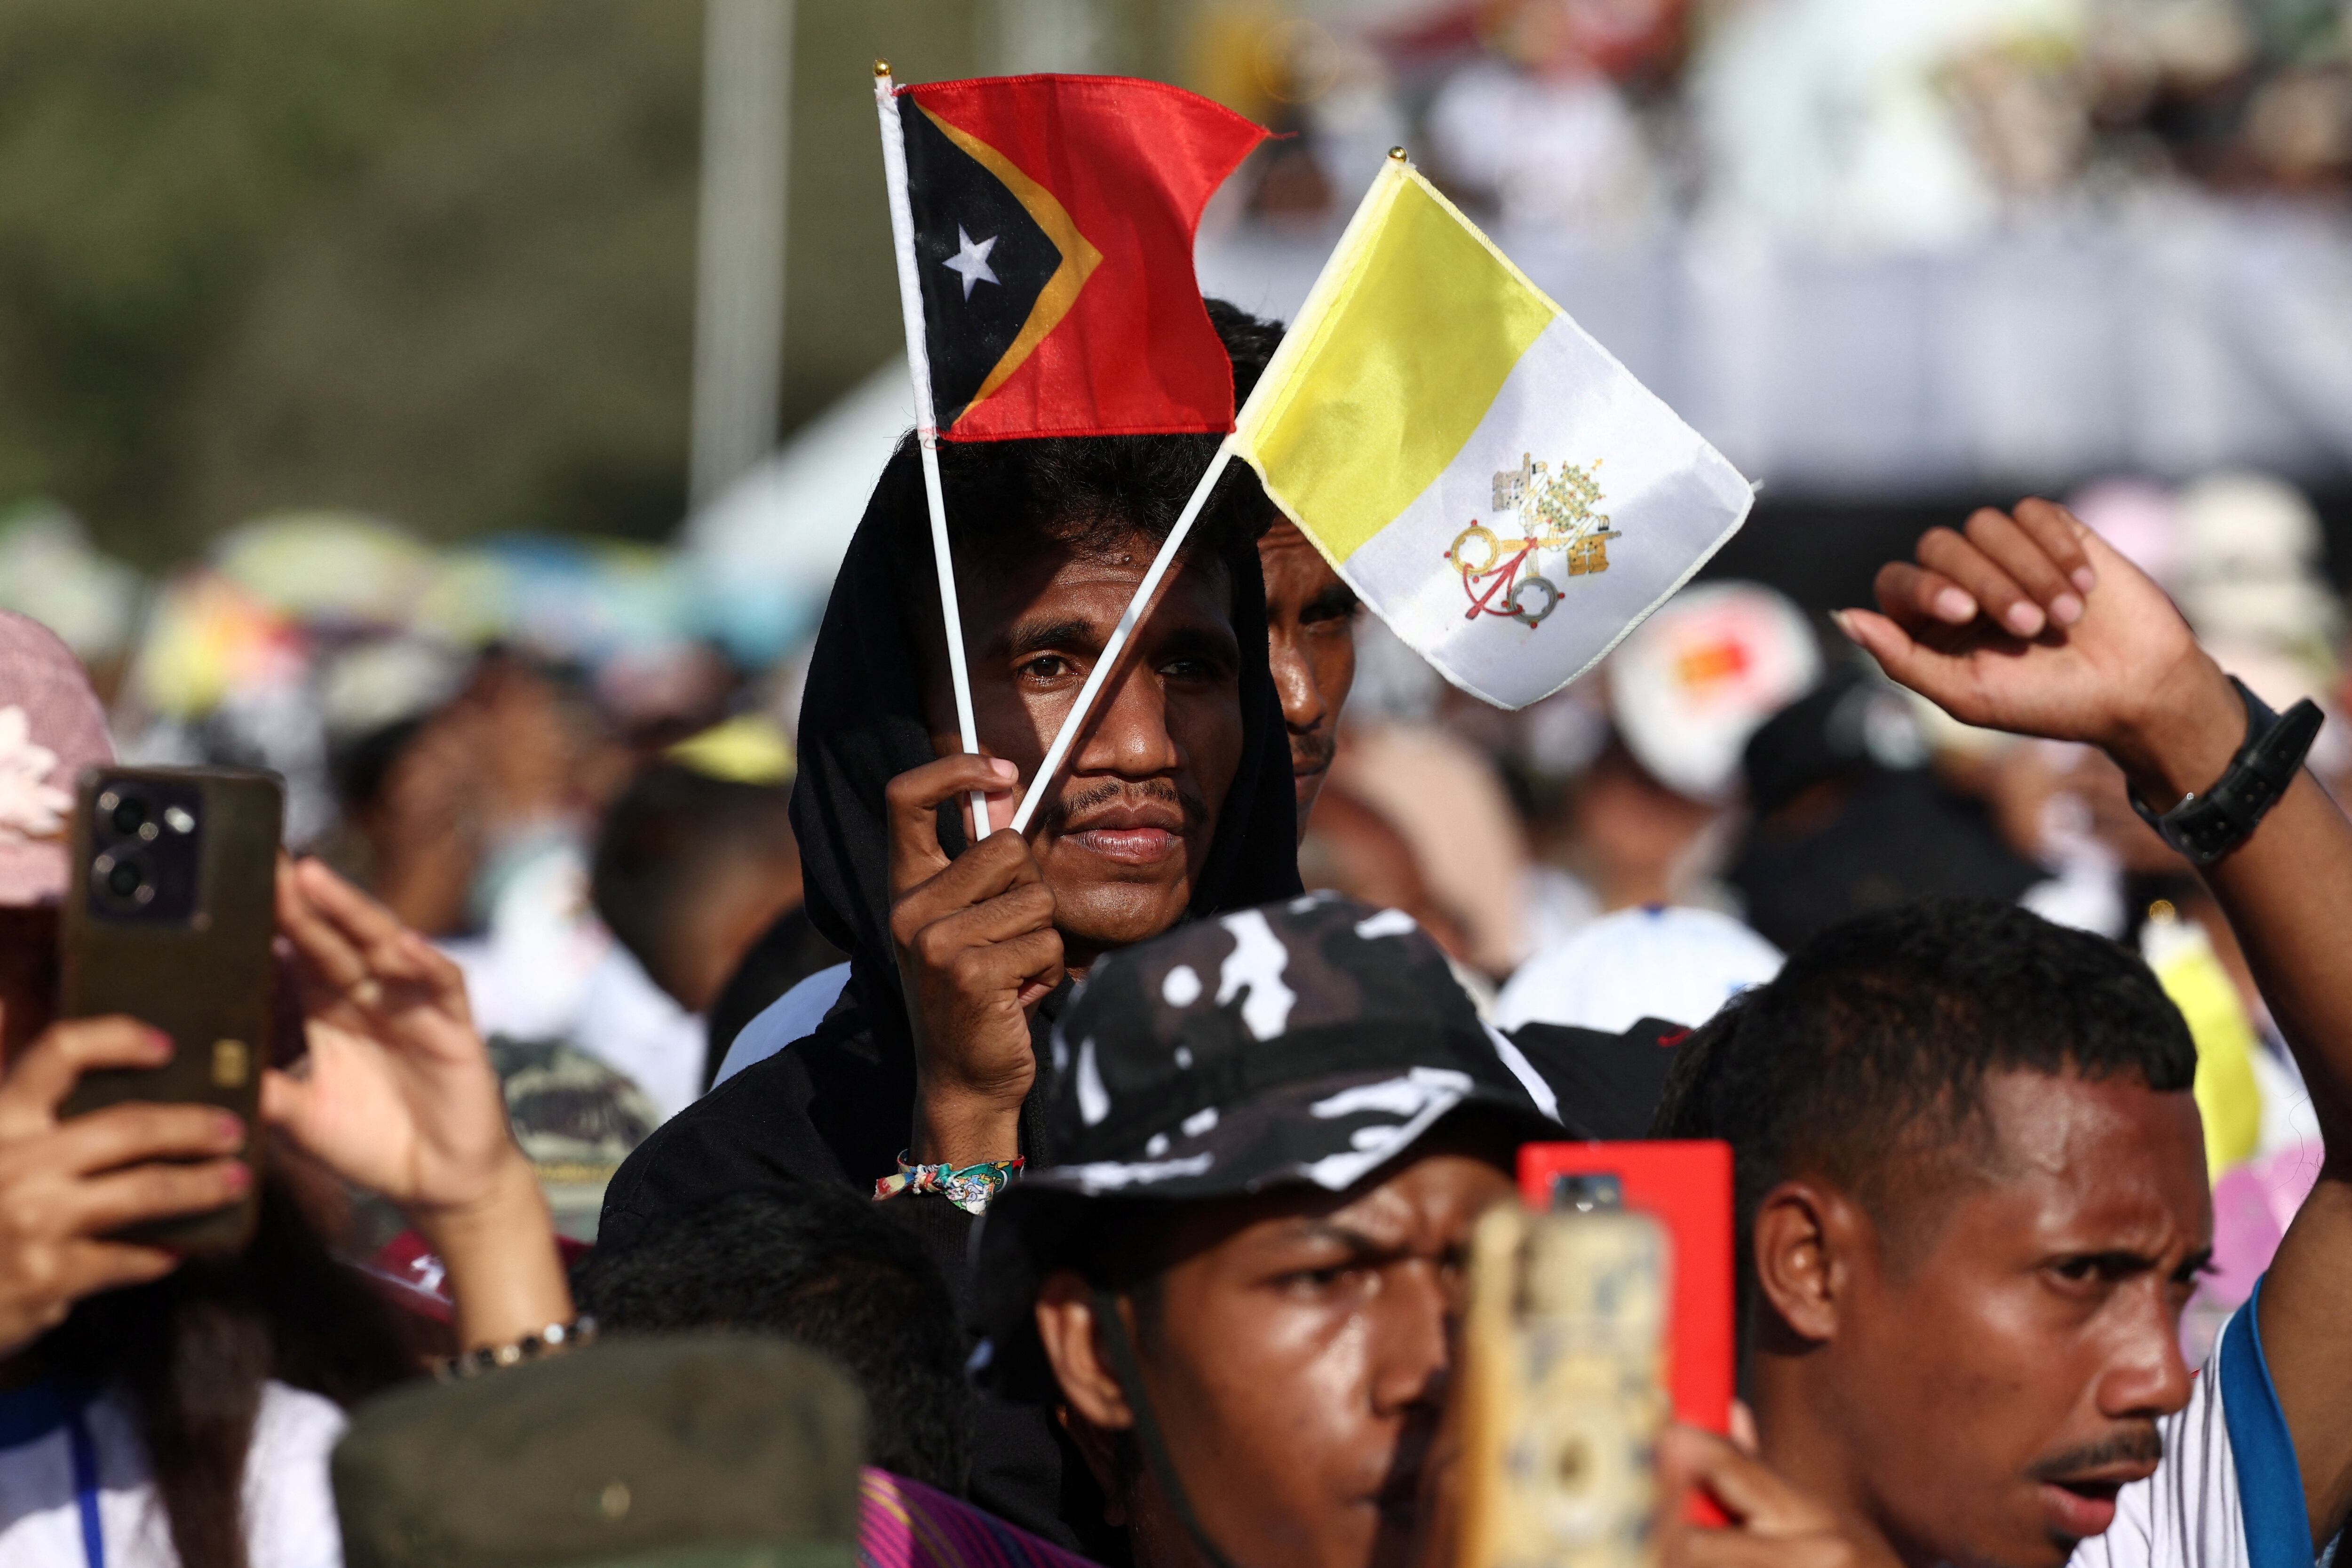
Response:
[2129, 677, 2323, 868]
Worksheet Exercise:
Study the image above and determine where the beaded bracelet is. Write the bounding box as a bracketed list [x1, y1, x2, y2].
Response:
[874, 1153, 1025, 1216]
[437, 1316, 598, 1382]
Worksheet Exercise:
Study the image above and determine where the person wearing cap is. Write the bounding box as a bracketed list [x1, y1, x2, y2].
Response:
[0, 610, 578, 1568]
[597, 305, 1305, 1552]
[971, 891, 1874, 1568]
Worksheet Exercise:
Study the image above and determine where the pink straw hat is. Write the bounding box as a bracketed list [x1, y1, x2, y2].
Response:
[0, 611, 116, 907]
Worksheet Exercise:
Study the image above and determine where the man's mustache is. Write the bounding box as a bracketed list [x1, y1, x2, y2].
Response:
[1290, 726, 1337, 775]
[2027, 1426, 2165, 1481]
[1040, 777, 1208, 834]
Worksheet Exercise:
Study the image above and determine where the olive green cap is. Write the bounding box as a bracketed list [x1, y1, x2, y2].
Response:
[333, 1333, 866, 1568]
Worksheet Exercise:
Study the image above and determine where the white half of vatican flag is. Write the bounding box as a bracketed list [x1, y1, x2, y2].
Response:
[1230, 154, 1754, 709]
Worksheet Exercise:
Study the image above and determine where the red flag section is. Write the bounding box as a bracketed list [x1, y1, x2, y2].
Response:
[898, 75, 1267, 441]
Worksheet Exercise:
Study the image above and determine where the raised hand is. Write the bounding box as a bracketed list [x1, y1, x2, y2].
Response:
[0, 1018, 247, 1356]
[886, 753, 1062, 1167]
[265, 856, 518, 1220]
[266, 856, 570, 1350]
[1837, 498, 2240, 805]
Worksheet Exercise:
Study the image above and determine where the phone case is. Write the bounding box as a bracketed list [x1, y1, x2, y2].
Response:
[1457, 1203, 1670, 1568]
[57, 767, 282, 1254]
[1517, 1141, 1735, 1436]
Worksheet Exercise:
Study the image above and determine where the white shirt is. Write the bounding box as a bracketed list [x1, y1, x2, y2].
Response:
[711, 962, 851, 1087]
[0, 1379, 346, 1568]
[2073, 1281, 2333, 1568]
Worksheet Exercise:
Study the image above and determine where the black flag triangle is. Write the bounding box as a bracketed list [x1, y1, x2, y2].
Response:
[898, 99, 1100, 429]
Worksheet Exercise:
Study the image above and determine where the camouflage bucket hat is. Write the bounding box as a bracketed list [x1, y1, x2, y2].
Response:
[972, 891, 1570, 1399]
[333, 1333, 865, 1568]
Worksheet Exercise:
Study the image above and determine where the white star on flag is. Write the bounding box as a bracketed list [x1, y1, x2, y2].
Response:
[942, 225, 1000, 300]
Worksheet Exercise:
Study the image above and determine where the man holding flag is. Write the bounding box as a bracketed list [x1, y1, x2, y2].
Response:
[601, 70, 1303, 1551]
[604, 66, 1748, 1557]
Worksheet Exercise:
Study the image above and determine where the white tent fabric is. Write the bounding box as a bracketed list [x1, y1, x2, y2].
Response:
[681, 363, 914, 664]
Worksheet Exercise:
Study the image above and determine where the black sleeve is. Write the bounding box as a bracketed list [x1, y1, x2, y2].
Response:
[596, 1045, 856, 1255]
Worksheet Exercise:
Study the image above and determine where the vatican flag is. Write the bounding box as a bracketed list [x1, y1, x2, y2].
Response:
[1232, 155, 1753, 709]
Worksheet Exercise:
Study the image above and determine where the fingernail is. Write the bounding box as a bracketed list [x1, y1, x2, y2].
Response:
[222, 1161, 252, 1192]
[214, 1112, 245, 1144]
[2072, 567, 2097, 594]
[990, 757, 1018, 781]
[1830, 609, 1860, 643]
[145, 1028, 174, 1057]
[1935, 588, 1977, 623]
[2050, 592, 2084, 626]
[2005, 602, 2046, 637]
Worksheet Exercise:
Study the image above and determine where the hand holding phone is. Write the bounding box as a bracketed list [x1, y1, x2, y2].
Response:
[0, 1015, 251, 1356]
[1654, 1425, 1900, 1568]
[59, 768, 283, 1252]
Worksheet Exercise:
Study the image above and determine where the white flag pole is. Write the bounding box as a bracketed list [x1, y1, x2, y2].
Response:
[1006, 438, 1239, 836]
[875, 62, 993, 842]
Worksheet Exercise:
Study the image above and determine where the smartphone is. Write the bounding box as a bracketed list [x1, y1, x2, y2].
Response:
[1456, 1201, 1671, 1568]
[1518, 1141, 1736, 1440]
[57, 767, 283, 1254]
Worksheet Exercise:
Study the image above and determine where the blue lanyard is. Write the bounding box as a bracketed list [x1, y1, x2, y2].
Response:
[67, 1399, 105, 1568]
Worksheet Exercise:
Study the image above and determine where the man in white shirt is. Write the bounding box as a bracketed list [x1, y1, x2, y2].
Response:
[1657, 498, 2351, 1568]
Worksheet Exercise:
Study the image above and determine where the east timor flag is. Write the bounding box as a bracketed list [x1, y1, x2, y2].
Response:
[881, 75, 1266, 440]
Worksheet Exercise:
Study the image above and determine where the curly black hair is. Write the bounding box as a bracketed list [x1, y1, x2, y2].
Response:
[571, 1184, 973, 1494]
[1652, 898, 2196, 1329]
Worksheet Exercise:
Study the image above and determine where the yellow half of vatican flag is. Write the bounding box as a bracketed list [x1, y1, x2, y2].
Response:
[1231, 155, 1753, 709]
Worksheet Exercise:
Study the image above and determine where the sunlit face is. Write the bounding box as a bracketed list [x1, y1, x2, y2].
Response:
[1792, 1072, 2210, 1568]
[929, 530, 1244, 970]
[1257, 521, 1358, 835]
[1055, 1145, 1518, 1568]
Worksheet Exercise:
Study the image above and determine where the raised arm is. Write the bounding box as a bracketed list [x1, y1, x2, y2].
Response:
[267, 857, 574, 1356]
[1839, 499, 2352, 1544]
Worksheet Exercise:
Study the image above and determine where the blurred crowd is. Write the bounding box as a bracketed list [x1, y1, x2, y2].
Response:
[4, 455, 2339, 1352]
[1210, 0, 2352, 247]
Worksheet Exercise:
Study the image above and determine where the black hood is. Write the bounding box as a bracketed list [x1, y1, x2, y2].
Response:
[788, 433, 1304, 1093]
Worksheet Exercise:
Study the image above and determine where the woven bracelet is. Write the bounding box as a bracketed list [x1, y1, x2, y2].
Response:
[875, 1153, 1025, 1216]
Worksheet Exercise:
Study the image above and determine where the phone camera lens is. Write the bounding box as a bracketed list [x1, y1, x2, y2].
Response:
[93, 852, 154, 907]
[109, 794, 149, 838]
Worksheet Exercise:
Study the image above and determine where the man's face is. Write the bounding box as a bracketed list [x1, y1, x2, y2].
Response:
[930, 530, 1245, 969]
[1258, 521, 1358, 835]
[1065, 1146, 1518, 1568]
[1797, 1072, 2210, 1568]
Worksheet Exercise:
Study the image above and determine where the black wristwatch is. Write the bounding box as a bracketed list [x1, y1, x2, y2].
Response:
[2129, 677, 2324, 867]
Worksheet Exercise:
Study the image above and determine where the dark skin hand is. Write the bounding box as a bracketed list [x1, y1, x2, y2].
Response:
[1656, 1425, 1905, 1568]
[897, 533, 1245, 1166]
[1035, 1144, 1518, 1568]
[1259, 520, 1360, 836]
[1807, 497, 2352, 1557]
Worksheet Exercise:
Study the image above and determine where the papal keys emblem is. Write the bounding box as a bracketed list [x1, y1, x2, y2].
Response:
[1445, 454, 1621, 628]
